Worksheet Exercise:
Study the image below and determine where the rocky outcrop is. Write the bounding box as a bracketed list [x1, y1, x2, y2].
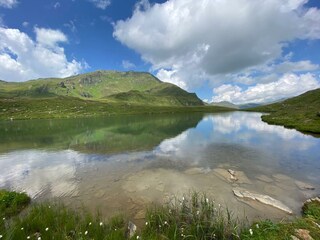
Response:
[233, 188, 293, 214]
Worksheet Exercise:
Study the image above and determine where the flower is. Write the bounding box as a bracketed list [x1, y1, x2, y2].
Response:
[0, 235, 2, 239]
[256, 224, 259, 229]
[182, 197, 185, 201]
[2, 218, 5, 220]
[145, 222, 148, 226]
[249, 228, 253, 235]
[45, 227, 49, 231]
[206, 198, 209, 203]
[84, 231, 88, 235]
[27, 236, 30, 239]
[164, 221, 168, 225]
[99, 222, 103, 226]
[89, 222, 92, 226]
[21, 227, 24, 230]
[136, 236, 140, 239]
[38, 237, 41, 240]
[196, 210, 200, 215]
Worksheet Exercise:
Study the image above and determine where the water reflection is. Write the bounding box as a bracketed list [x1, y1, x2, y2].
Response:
[0, 112, 319, 221]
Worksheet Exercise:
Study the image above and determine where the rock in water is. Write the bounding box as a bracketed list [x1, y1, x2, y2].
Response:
[233, 188, 293, 214]
[295, 180, 315, 190]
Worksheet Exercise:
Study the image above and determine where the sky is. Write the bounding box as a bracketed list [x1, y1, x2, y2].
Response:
[0, 0, 320, 104]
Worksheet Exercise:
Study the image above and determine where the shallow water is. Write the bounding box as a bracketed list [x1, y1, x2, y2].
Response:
[0, 112, 319, 221]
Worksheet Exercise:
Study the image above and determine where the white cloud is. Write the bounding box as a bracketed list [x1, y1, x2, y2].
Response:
[89, 0, 110, 10]
[22, 21, 29, 27]
[156, 69, 187, 90]
[212, 73, 320, 104]
[54, 2, 60, 9]
[0, 27, 86, 82]
[113, 0, 320, 93]
[275, 60, 319, 73]
[122, 60, 135, 69]
[35, 27, 67, 47]
[0, 0, 18, 8]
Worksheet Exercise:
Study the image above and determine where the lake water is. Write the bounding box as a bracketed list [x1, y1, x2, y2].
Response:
[0, 112, 319, 222]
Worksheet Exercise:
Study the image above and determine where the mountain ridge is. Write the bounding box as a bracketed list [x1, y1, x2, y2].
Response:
[0, 70, 204, 107]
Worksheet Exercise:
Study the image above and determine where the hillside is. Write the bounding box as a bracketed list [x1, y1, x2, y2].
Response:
[249, 88, 320, 134]
[0, 71, 203, 106]
[210, 101, 239, 109]
[0, 71, 236, 120]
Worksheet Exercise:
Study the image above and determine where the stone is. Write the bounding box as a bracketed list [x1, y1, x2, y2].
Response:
[256, 175, 273, 183]
[228, 169, 236, 176]
[233, 188, 293, 214]
[295, 180, 315, 190]
[295, 229, 314, 240]
[128, 221, 137, 238]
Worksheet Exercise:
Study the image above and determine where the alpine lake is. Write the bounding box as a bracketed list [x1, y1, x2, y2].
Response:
[0, 112, 319, 224]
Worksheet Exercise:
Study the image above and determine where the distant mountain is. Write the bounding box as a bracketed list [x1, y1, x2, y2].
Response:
[238, 103, 262, 109]
[248, 88, 320, 134]
[210, 101, 239, 109]
[0, 71, 203, 107]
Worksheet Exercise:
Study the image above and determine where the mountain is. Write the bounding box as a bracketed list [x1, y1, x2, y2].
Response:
[0, 71, 203, 106]
[209, 101, 239, 109]
[248, 88, 320, 134]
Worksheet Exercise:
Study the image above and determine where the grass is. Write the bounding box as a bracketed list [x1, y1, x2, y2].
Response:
[248, 88, 320, 134]
[1, 191, 319, 239]
[0, 190, 30, 218]
[0, 96, 232, 120]
[0, 70, 203, 107]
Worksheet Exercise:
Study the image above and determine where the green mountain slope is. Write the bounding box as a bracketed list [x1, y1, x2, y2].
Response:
[0, 71, 203, 106]
[249, 88, 320, 134]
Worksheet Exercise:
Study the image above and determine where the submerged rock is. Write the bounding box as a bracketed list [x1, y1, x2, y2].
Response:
[295, 180, 315, 191]
[214, 168, 251, 184]
[256, 175, 274, 183]
[233, 188, 293, 214]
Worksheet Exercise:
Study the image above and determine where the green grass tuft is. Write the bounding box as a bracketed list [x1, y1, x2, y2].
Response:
[0, 190, 30, 218]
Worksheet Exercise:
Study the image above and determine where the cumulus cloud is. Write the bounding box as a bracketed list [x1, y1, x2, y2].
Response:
[89, 0, 110, 10]
[0, 0, 18, 8]
[0, 27, 86, 82]
[114, 0, 320, 101]
[274, 60, 319, 73]
[212, 73, 320, 104]
[122, 60, 135, 69]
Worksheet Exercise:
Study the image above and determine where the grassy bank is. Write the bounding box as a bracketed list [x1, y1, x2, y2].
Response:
[0, 96, 233, 120]
[248, 88, 320, 134]
[1, 190, 319, 239]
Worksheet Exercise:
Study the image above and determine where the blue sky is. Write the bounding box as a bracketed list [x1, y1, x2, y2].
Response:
[0, 0, 320, 104]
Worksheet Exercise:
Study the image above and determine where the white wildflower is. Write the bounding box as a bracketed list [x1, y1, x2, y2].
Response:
[206, 198, 209, 203]
[38, 237, 41, 240]
[85, 231, 88, 235]
[89, 222, 92, 226]
[21, 227, 24, 230]
[249, 228, 253, 235]
[2, 218, 5, 220]
[196, 210, 200, 215]
[99, 222, 103, 226]
[45, 227, 49, 231]
[182, 197, 185, 201]
[136, 236, 140, 239]
[0, 235, 2, 239]
[27, 236, 30, 239]
[145, 222, 148, 226]
[256, 224, 259, 229]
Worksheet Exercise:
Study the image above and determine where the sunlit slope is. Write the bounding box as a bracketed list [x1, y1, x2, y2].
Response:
[0, 71, 203, 106]
[249, 88, 320, 134]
